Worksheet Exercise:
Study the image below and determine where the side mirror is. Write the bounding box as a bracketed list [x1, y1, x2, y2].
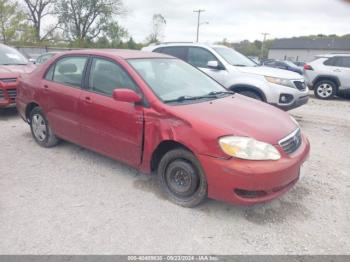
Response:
[112, 89, 142, 104]
[207, 60, 221, 70]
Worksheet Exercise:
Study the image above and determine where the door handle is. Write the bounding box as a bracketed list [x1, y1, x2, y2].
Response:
[334, 69, 341, 73]
[43, 84, 49, 92]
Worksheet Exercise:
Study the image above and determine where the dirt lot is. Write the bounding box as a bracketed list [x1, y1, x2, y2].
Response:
[0, 94, 349, 255]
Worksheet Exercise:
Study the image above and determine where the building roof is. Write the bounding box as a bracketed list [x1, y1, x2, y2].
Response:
[271, 38, 350, 50]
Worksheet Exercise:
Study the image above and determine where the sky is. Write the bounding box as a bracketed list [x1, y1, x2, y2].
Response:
[118, 0, 350, 43]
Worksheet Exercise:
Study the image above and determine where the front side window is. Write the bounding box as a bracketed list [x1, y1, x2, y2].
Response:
[128, 58, 226, 103]
[89, 58, 139, 97]
[214, 47, 257, 67]
[187, 47, 219, 68]
[51, 56, 88, 87]
[337, 57, 350, 68]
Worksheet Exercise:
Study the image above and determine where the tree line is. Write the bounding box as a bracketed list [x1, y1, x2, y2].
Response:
[0, 0, 166, 49]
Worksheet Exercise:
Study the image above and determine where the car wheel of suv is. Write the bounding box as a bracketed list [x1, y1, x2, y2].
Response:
[30, 107, 59, 148]
[314, 80, 336, 100]
[238, 90, 263, 101]
[158, 148, 207, 208]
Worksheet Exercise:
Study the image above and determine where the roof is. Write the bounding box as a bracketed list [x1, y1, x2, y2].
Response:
[315, 53, 350, 58]
[271, 38, 350, 50]
[58, 49, 172, 59]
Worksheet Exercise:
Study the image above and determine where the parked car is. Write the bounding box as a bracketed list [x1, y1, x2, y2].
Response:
[304, 54, 350, 99]
[16, 50, 310, 207]
[35, 52, 59, 65]
[263, 59, 303, 75]
[143, 43, 309, 111]
[0, 44, 36, 108]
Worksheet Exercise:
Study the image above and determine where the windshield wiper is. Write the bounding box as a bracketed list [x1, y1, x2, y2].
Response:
[208, 91, 235, 96]
[233, 64, 247, 67]
[1, 63, 28, 65]
[164, 94, 218, 103]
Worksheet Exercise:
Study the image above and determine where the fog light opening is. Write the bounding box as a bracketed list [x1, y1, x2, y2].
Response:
[234, 189, 267, 199]
[279, 94, 294, 104]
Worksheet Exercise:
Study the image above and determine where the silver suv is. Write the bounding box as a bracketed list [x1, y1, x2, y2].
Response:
[304, 54, 350, 99]
[143, 43, 309, 110]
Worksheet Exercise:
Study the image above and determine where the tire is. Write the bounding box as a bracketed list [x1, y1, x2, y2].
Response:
[29, 107, 59, 148]
[238, 90, 263, 101]
[157, 148, 207, 208]
[314, 80, 337, 100]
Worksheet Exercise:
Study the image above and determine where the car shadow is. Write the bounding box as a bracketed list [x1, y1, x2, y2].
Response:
[0, 106, 18, 120]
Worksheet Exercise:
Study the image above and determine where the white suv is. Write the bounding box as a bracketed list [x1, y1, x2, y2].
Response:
[143, 43, 309, 110]
[304, 54, 350, 99]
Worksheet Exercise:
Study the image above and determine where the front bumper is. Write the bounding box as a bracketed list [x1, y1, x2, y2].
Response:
[197, 135, 310, 205]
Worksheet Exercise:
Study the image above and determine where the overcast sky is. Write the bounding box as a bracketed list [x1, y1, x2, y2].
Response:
[118, 0, 350, 43]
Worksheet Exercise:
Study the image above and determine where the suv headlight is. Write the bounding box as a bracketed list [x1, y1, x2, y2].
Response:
[265, 76, 294, 88]
[219, 136, 281, 160]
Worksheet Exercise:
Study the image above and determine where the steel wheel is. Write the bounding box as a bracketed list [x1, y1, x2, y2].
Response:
[31, 114, 47, 142]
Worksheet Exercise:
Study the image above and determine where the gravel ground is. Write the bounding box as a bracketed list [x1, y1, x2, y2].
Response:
[0, 94, 349, 255]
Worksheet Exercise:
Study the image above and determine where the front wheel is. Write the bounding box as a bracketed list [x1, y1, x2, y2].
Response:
[157, 148, 207, 208]
[238, 90, 263, 101]
[30, 107, 59, 148]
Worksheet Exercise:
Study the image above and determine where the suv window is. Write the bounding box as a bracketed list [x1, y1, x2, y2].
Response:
[88, 58, 139, 97]
[50, 56, 88, 87]
[337, 57, 350, 68]
[155, 47, 188, 61]
[187, 47, 219, 68]
[324, 57, 337, 66]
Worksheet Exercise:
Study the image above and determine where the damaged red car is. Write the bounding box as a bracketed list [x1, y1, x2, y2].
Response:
[0, 44, 35, 108]
[16, 50, 310, 207]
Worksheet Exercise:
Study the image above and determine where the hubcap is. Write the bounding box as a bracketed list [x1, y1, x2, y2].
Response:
[317, 84, 333, 98]
[32, 114, 47, 142]
[165, 162, 199, 198]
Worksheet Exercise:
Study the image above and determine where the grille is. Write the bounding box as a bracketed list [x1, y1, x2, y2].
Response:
[294, 81, 306, 91]
[0, 89, 3, 99]
[7, 89, 17, 101]
[0, 78, 17, 83]
[279, 128, 302, 155]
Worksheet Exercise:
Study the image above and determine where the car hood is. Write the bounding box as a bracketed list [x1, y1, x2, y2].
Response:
[167, 94, 297, 145]
[235, 65, 303, 80]
[0, 64, 36, 78]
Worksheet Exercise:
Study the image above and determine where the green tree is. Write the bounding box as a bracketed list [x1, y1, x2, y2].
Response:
[57, 0, 124, 43]
[0, 0, 28, 44]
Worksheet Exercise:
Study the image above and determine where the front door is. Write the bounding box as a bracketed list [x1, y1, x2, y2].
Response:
[78, 57, 144, 166]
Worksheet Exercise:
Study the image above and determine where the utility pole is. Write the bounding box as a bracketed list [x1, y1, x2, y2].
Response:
[260, 32, 270, 60]
[193, 9, 205, 43]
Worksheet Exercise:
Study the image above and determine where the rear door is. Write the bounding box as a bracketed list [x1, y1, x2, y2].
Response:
[41, 55, 88, 143]
[78, 56, 144, 166]
[335, 57, 350, 89]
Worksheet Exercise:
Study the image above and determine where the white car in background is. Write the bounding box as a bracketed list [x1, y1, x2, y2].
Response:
[303, 54, 350, 99]
[143, 43, 309, 111]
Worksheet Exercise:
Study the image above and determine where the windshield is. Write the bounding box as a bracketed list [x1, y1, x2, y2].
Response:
[128, 58, 227, 103]
[214, 47, 257, 67]
[0, 45, 28, 65]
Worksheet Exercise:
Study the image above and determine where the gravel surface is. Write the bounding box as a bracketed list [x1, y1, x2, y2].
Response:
[0, 94, 349, 255]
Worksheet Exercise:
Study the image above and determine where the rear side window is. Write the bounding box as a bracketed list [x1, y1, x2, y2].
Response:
[49, 56, 88, 87]
[187, 47, 219, 68]
[88, 58, 139, 97]
[156, 47, 188, 61]
[324, 57, 337, 66]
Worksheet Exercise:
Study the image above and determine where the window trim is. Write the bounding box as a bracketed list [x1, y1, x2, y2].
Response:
[187, 46, 225, 70]
[43, 54, 90, 89]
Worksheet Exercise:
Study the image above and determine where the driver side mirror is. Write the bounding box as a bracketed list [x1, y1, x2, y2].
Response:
[112, 89, 142, 104]
[207, 60, 223, 70]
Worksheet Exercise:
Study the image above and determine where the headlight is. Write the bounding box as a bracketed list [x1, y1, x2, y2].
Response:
[219, 136, 281, 160]
[265, 76, 294, 88]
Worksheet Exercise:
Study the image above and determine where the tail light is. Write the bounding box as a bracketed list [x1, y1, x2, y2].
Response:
[304, 64, 313, 71]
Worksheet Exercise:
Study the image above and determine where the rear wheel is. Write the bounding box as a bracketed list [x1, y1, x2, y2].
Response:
[157, 148, 207, 208]
[30, 107, 59, 148]
[314, 80, 337, 100]
[238, 90, 263, 101]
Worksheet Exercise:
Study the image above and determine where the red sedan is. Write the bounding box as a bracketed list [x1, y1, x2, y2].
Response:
[16, 50, 310, 207]
[0, 44, 35, 108]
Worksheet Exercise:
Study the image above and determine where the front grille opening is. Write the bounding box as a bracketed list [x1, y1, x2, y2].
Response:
[279, 129, 302, 155]
[6, 89, 17, 101]
[294, 81, 307, 91]
[0, 78, 17, 83]
[234, 189, 267, 199]
[0, 89, 3, 99]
